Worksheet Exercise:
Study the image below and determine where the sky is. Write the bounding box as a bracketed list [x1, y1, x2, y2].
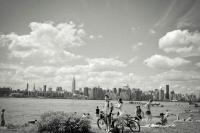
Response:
[0, 0, 200, 94]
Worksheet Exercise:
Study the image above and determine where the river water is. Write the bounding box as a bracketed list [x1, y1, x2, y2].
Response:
[0, 98, 197, 125]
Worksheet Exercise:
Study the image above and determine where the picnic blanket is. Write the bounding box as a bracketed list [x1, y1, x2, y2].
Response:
[141, 124, 176, 128]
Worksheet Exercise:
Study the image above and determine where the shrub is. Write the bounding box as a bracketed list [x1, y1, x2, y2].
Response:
[37, 112, 91, 133]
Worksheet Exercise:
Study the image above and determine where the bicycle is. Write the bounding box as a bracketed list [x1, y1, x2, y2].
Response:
[97, 111, 116, 131]
[113, 114, 140, 133]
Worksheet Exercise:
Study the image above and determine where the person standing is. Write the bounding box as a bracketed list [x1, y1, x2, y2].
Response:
[104, 95, 111, 132]
[115, 98, 123, 116]
[145, 99, 152, 125]
[1, 109, 5, 127]
[96, 106, 100, 117]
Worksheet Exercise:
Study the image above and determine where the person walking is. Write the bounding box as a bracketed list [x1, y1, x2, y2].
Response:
[1, 109, 5, 127]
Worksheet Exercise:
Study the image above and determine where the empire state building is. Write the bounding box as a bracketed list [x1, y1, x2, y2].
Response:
[72, 76, 76, 94]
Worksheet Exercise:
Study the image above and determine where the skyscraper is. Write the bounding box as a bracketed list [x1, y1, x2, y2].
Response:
[26, 83, 29, 91]
[166, 85, 169, 100]
[33, 83, 36, 92]
[72, 76, 76, 94]
[43, 85, 47, 92]
[159, 88, 164, 101]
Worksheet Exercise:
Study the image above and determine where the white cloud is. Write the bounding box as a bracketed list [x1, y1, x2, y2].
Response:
[0, 21, 85, 64]
[87, 57, 127, 71]
[153, 69, 200, 82]
[159, 30, 200, 56]
[89, 35, 94, 39]
[89, 34, 103, 40]
[144, 55, 190, 69]
[132, 42, 143, 51]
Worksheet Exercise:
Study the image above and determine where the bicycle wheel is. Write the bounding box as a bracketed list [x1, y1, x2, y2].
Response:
[97, 118, 107, 130]
[113, 119, 124, 133]
[129, 120, 140, 132]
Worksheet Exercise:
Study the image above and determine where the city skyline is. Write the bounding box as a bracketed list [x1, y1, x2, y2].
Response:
[0, 0, 200, 94]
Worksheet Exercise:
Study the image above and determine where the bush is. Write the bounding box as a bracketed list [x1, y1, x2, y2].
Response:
[37, 112, 91, 133]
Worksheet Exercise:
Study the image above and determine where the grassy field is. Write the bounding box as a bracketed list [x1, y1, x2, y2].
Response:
[1, 110, 200, 133]
[1, 122, 200, 133]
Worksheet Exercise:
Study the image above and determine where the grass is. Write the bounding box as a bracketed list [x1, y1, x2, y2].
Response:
[1, 122, 200, 133]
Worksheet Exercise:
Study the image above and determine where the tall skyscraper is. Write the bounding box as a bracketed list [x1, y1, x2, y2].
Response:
[33, 83, 36, 92]
[159, 88, 164, 101]
[84, 87, 89, 97]
[26, 83, 29, 91]
[72, 76, 76, 94]
[166, 85, 169, 100]
[43, 85, 47, 92]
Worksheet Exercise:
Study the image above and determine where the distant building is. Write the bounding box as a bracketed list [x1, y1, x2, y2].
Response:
[72, 76, 76, 93]
[56, 87, 62, 92]
[117, 88, 122, 96]
[131, 88, 142, 101]
[26, 83, 29, 91]
[48, 88, 52, 92]
[165, 85, 169, 100]
[159, 88, 164, 101]
[170, 90, 175, 101]
[83, 87, 89, 97]
[153, 89, 159, 101]
[0, 87, 11, 96]
[113, 88, 117, 94]
[43, 85, 47, 92]
[123, 84, 129, 90]
[33, 83, 36, 92]
[88, 88, 93, 99]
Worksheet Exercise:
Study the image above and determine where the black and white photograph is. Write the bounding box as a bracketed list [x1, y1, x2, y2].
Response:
[0, 0, 200, 133]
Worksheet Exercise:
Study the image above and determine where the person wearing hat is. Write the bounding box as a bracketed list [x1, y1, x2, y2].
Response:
[1, 109, 5, 127]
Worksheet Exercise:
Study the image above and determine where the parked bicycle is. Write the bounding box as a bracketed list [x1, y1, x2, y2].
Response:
[97, 111, 140, 133]
[97, 111, 115, 130]
[113, 114, 140, 133]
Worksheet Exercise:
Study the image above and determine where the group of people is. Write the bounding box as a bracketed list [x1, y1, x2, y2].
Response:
[95, 95, 154, 132]
[96, 95, 185, 132]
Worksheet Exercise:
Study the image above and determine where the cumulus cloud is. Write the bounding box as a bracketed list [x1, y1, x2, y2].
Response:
[144, 54, 190, 69]
[0, 21, 85, 64]
[153, 69, 200, 82]
[87, 58, 127, 71]
[159, 30, 200, 56]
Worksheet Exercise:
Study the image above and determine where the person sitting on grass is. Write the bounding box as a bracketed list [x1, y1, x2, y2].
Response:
[175, 114, 194, 122]
[156, 110, 176, 126]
